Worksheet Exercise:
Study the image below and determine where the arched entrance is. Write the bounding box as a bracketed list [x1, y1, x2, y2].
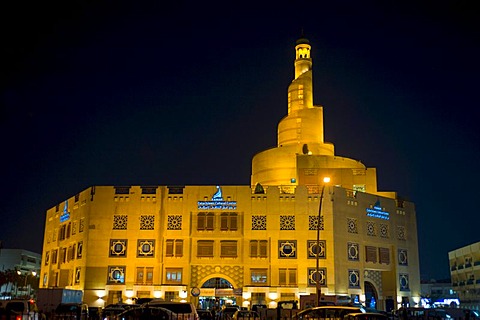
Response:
[364, 281, 378, 309]
[198, 277, 237, 310]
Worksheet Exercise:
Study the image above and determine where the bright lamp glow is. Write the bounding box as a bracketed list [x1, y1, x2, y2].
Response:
[179, 290, 188, 299]
[242, 292, 251, 299]
[96, 290, 106, 299]
[268, 292, 278, 300]
[153, 291, 162, 298]
[323, 177, 331, 183]
[125, 290, 134, 298]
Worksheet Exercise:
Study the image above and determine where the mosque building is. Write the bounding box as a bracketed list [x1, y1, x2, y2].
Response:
[39, 36, 420, 312]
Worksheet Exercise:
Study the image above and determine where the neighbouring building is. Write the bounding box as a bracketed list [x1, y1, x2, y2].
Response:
[449, 241, 480, 310]
[39, 35, 420, 312]
[420, 279, 459, 307]
[0, 248, 41, 299]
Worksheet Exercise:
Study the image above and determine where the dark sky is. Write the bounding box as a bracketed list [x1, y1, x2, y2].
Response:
[1, 1, 479, 281]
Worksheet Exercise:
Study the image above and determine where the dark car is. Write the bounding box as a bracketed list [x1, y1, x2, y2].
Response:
[197, 309, 214, 320]
[232, 310, 260, 320]
[142, 300, 198, 320]
[116, 306, 176, 320]
[216, 306, 240, 320]
[344, 312, 389, 320]
[55, 303, 89, 320]
[293, 306, 364, 320]
[103, 303, 139, 320]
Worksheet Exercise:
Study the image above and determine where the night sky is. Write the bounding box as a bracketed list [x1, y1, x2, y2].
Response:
[1, 1, 479, 281]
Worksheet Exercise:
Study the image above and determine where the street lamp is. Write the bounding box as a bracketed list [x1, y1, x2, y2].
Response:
[316, 176, 330, 306]
[16, 270, 37, 298]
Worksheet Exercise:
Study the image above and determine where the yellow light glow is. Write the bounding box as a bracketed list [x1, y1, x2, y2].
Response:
[179, 290, 188, 299]
[242, 292, 251, 300]
[153, 291, 162, 298]
[268, 292, 278, 300]
[125, 290, 134, 298]
[96, 290, 106, 299]
[323, 177, 331, 183]
[242, 301, 250, 308]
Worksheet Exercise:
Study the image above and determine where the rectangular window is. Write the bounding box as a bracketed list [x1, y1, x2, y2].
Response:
[279, 268, 297, 285]
[220, 241, 237, 257]
[251, 268, 268, 284]
[136, 267, 144, 284]
[59, 225, 66, 241]
[379, 247, 390, 264]
[52, 249, 58, 264]
[164, 291, 177, 302]
[250, 240, 268, 258]
[220, 213, 238, 231]
[60, 247, 67, 263]
[198, 212, 215, 231]
[197, 240, 214, 257]
[141, 186, 157, 194]
[166, 268, 182, 284]
[251, 292, 266, 305]
[79, 218, 84, 233]
[44, 252, 50, 266]
[168, 186, 184, 194]
[366, 246, 377, 263]
[166, 239, 184, 257]
[114, 186, 130, 194]
[136, 267, 154, 285]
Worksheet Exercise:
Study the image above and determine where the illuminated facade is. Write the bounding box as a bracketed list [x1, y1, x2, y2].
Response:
[39, 36, 420, 312]
[449, 242, 480, 310]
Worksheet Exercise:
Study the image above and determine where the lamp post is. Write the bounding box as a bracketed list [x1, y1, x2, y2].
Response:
[16, 270, 37, 298]
[316, 177, 330, 306]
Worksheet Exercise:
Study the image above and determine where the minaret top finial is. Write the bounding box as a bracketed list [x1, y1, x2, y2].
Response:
[296, 28, 310, 45]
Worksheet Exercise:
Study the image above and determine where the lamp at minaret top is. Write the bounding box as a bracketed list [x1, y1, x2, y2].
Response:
[294, 37, 312, 79]
[288, 36, 314, 115]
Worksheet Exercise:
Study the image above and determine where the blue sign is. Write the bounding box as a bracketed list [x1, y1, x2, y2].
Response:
[366, 200, 389, 220]
[60, 200, 70, 222]
[197, 186, 237, 210]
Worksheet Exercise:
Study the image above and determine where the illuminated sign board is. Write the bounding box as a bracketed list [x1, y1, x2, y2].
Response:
[197, 186, 237, 210]
[366, 200, 389, 220]
[60, 200, 70, 222]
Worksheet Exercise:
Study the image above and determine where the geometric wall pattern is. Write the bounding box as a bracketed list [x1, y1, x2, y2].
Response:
[190, 264, 244, 289]
[364, 269, 383, 298]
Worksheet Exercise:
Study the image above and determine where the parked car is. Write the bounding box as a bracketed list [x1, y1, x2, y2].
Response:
[439, 308, 479, 320]
[216, 306, 240, 320]
[293, 306, 365, 320]
[396, 307, 452, 320]
[54, 303, 89, 320]
[116, 306, 176, 320]
[197, 309, 214, 320]
[103, 303, 138, 320]
[0, 299, 39, 320]
[142, 300, 198, 320]
[344, 312, 389, 320]
[231, 310, 260, 320]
